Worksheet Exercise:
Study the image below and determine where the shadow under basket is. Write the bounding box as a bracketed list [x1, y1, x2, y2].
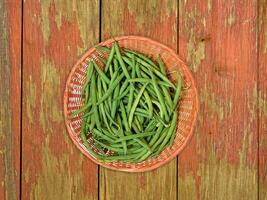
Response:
[64, 36, 199, 172]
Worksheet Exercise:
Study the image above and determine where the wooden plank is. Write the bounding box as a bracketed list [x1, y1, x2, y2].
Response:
[22, 1, 99, 199]
[178, 0, 258, 199]
[0, 0, 21, 199]
[259, 0, 267, 199]
[100, 1, 178, 200]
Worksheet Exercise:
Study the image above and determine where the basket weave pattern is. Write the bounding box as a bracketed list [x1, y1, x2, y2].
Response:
[64, 36, 198, 172]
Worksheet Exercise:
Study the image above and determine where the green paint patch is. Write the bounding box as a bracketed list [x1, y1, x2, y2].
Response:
[227, 11, 235, 27]
[259, 91, 267, 117]
[127, 0, 158, 30]
[187, 33, 205, 72]
[30, 144, 90, 200]
[41, 1, 98, 51]
[182, 8, 205, 72]
[207, 0, 212, 13]
[198, 129, 257, 199]
[178, 171, 197, 200]
[24, 168, 30, 183]
[26, 76, 37, 124]
[200, 88, 225, 121]
[39, 59, 62, 132]
[40, 1, 51, 44]
[166, 0, 176, 17]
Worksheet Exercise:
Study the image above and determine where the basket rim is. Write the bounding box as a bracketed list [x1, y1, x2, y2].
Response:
[63, 35, 199, 172]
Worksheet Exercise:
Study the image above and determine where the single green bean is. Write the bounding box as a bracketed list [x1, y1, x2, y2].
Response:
[128, 83, 148, 127]
[114, 42, 130, 79]
[172, 74, 182, 110]
[91, 73, 101, 130]
[104, 44, 115, 72]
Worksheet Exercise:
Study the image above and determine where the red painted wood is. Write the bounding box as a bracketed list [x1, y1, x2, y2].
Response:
[0, 0, 21, 199]
[259, 0, 267, 199]
[178, 0, 258, 199]
[22, 1, 99, 199]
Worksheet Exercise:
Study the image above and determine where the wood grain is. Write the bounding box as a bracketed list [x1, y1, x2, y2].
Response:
[100, 1, 178, 200]
[22, 1, 99, 199]
[178, 0, 258, 199]
[0, 0, 21, 199]
[259, 0, 267, 199]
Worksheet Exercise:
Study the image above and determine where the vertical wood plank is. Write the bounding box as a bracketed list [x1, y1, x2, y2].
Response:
[100, 1, 178, 200]
[0, 0, 21, 199]
[178, 0, 258, 199]
[22, 1, 99, 199]
[259, 0, 267, 199]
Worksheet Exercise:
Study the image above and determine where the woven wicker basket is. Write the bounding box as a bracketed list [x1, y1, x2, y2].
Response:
[64, 36, 198, 172]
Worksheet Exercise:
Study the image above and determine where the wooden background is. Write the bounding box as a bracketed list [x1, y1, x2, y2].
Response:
[0, 0, 266, 199]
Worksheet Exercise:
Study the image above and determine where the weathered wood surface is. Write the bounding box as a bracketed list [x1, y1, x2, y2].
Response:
[22, 1, 99, 199]
[259, 0, 267, 199]
[0, 0, 267, 199]
[0, 0, 21, 199]
[178, 0, 258, 199]
[100, 1, 178, 200]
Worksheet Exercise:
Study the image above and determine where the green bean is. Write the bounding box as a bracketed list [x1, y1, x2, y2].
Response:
[126, 66, 136, 114]
[97, 72, 124, 104]
[95, 46, 110, 53]
[157, 57, 166, 75]
[119, 101, 130, 131]
[119, 80, 129, 95]
[161, 85, 174, 113]
[105, 44, 115, 72]
[111, 85, 120, 118]
[125, 50, 158, 68]
[91, 128, 115, 143]
[172, 74, 182, 110]
[114, 42, 130, 79]
[143, 90, 153, 118]
[134, 117, 143, 132]
[117, 115, 127, 155]
[98, 56, 107, 65]
[152, 100, 164, 119]
[115, 132, 154, 143]
[69, 102, 91, 118]
[128, 83, 148, 127]
[154, 112, 177, 155]
[97, 77, 111, 132]
[94, 139, 124, 153]
[135, 62, 142, 77]
[92, 60, 110, 84]
[91, 73, 101, 130]
[149, 69, 169, 122]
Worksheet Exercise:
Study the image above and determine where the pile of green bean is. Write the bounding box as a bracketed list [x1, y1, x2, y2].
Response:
[71, 42, 182, 162]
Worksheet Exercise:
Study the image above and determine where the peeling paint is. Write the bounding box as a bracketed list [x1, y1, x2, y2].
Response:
[127, 0, 159, 30]
[166, 0, 175, 17]
[183, 7, 205, 72]
[24, 168, 29, 184]
[259, 0, 267, 53]
[207, 0, 212, 13]
[200, 88, 225, 121]
[187, 33, 205, 72]
[39, 59, 62, 132]
[26, 76, 36, 124]
[259, 91, 267, 117]
[178, 171, 197, 199]
[40, 1, 51, 44]
[227, 0, 236, 27]
[30, 144, 90, 200]
[199, 151, 257, 199]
